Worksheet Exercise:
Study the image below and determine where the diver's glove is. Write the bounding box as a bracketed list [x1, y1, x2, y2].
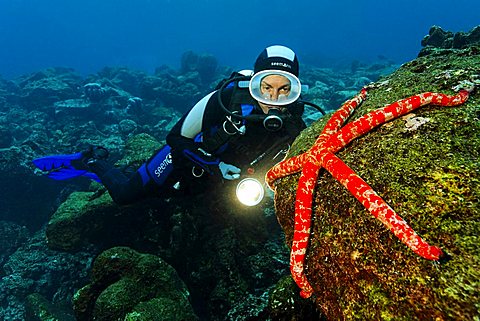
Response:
[218, 162, 241, 180]
[71, 146, 109, 170]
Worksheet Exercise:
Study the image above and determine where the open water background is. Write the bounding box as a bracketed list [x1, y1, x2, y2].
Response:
[0, 0, 478, 78]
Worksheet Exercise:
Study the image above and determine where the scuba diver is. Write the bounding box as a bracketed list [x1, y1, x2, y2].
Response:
[33, 45, 307, 205]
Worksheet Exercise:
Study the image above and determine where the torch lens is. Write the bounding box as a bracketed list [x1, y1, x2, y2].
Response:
[236, 178, 265, 206]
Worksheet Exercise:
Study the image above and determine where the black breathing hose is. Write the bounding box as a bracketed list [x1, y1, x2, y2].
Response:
[299, 100, 326, 115]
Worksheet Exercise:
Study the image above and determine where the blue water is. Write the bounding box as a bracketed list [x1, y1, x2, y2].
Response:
[0, 0, 478, 78]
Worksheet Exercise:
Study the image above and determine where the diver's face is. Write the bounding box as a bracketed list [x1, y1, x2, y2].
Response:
[258, 74, 291, 114]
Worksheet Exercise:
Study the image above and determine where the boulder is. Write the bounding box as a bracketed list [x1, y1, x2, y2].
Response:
[420, 25, 480, 57]
[45, 133, 165, 252]
[72, 246, 198, 321]
[15, 68, 82, 108]
[272, 42, 480, 319]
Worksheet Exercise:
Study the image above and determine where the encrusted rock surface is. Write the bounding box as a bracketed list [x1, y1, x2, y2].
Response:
[272, 39, 480, 319]
[72, 246, 198, 320]
[419, 25, 480, 57]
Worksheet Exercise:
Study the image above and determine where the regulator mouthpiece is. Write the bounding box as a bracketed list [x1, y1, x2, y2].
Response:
[263, 108, 284, 131]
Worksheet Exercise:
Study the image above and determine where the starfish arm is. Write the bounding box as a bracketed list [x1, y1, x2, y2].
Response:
[322, 151, 444, 260]
[431, 89, 470, 105]
[265, 88, 368, 188]
[320, 88, 368, 137]
[290, 161, 322, 298]
[324, 90, 470, 153]
[266, 89, 469, 299]
[265, 153, 308, 189]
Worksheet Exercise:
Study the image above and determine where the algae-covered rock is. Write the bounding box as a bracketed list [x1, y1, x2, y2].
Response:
[72, 246, 198, 321]
[45, 188, 173, 253]
[272, 44, 480, 319]
[268, 275, 325, 320]
[45, 191, 121, 251]
[115, 132, 163, 167]
[45, 133, 165, 251]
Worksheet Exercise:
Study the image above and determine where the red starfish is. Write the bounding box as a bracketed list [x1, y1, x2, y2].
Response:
[266, 87, 471, 298]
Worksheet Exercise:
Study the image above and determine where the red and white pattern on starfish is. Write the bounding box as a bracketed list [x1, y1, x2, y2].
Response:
[266, 88, 470, 299]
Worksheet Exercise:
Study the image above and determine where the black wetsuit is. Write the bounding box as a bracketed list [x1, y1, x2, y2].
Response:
[88, 86, 306, 205]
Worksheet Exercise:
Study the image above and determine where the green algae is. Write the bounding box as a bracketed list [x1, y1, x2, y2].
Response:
[268, 275, 325, 320]
[73, 246, 198, 320]
[45, 133, 166, 252]
[273, 47, 480, 319]
[45, 191, 115, 250]
[115, 132, 162, 168]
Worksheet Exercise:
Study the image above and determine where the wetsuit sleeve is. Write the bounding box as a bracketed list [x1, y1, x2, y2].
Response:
[166, 89, 233, 175]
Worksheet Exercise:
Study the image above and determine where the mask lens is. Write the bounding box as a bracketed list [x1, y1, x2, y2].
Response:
[277, 94, 288, 102]
[249, 70, 301, 106]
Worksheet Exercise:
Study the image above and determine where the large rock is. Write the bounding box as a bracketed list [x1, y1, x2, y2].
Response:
[72, 246, 198, 320]
[15, 67, 83, 108]
[420, 25, 480, 57]
[45, 133, 165, 252]
[45, 191, 122, 251]
[272, 44, 480, 319]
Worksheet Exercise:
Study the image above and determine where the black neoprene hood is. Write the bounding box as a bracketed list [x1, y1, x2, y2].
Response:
[254, 45, 299, 77]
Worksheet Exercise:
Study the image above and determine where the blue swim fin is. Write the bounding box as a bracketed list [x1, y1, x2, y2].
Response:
[33, 152, 84, 171]
[32, 152, 101, 182]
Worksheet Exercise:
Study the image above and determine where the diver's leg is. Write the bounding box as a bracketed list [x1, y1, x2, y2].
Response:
[87, 159, 150, 205]
[87, 145, 174, 205]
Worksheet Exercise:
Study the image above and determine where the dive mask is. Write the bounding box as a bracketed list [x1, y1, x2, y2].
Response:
[249, 70, 301, 106]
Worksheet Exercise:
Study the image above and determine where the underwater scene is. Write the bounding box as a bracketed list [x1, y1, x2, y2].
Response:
[0, 1, 479, 320]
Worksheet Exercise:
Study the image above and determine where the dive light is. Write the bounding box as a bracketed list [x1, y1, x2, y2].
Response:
[235, 177, 265, 207]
